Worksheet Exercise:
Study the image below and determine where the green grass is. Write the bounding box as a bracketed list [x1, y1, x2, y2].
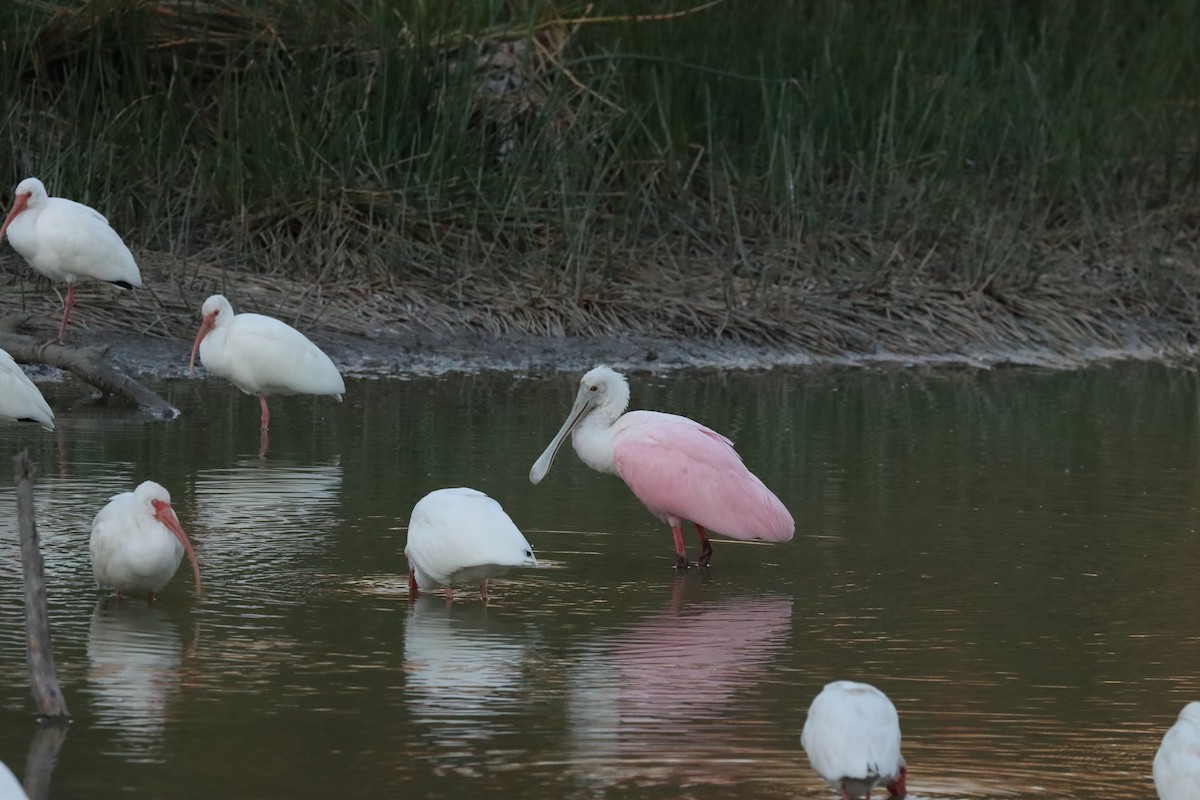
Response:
[1, 0, 1197, 303]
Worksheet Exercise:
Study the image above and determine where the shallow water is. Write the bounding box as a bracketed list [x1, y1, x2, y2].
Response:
[1, 363, 1198, 799]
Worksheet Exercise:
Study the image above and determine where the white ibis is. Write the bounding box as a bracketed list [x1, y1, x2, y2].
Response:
[530, 365, 794, 569]
[0, 177, 142, 341]
[90, 481, 202, 602]
[405, 487, 538, 601]
[801, 680, 907, 800]
[1154, 701, 1200, 800]
[189, 294, 345, 435]
[0, 347, 54, 430]
[0, 761, 28, 800]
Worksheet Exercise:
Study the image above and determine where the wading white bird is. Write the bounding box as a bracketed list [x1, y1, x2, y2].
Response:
[1154, 701, 1200, 800]
[189, 294, 345, 434]
[90, 481, 202, 602]
[405, 487, 538, 602]
[0, 760, 28, 800]
[801, 681, 907, 800]
[529, 365, 794, 569]
[0, 347, 54, 430]
[0, 177, 142, 341]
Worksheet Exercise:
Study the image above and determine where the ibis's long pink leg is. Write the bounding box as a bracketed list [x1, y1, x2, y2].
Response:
[694, 523, 713, 567]
[670, 521, 688, 570]
[442, 586, 454, 602]
[57, 283, 76, 341]
[258, 396, 271, 431]
[408, 568, 419, 600]
[479, 580, 490, 602]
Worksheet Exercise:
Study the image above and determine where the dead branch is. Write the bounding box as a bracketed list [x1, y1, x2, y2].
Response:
[0, 315, 179, 419]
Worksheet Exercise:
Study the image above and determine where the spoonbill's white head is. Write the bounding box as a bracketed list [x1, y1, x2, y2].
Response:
[529, 365, 630, 484]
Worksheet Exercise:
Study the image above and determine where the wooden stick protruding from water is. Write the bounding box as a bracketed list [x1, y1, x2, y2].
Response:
[13, 451, 71, 722]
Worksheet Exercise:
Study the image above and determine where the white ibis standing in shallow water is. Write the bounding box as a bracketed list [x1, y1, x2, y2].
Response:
[0, 347, 54, 430]
[1154, 701, 1200, 800]
[405, 487, 538, 602]
[0, 177, 142, 341]
[90, 481, 202, 602]
[189, 294, 345, 452]
[801, 680, 907, 800]
[529, 365, 794, 569]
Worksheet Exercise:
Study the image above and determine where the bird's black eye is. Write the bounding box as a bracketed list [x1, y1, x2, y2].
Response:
[589, 384, 599, 392]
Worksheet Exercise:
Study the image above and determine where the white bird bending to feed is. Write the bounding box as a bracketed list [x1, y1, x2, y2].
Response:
[801, 680, 907, 800]
[189, 294, 345, 434]
[405, 487, 538, 602]
[0, 347, 54, 430]
[529, 365, 794, 569]
[0, 177, 142, 341]
[90, 481, 202, 602]
[1155, 701, 1200, 800]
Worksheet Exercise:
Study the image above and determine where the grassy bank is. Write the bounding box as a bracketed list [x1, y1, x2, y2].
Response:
[1, 0, 1198, 358]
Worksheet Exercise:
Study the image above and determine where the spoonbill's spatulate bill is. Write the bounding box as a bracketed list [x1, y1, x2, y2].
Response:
[801, 680, 907, 800]
[90, 481, 202, 602]
[529, 365, 794, 569]
[0, 177, 142, 341]
[1154, 701, 1200, 800]
[404, 487, 538, 602]
[189, 294, 346, 435]
[0, 347, 54, 430]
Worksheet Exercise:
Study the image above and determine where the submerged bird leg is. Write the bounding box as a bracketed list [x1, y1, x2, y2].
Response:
[258, 428, 270, 460]
[442, 585, 454, 602]
[146, 590, 158, 604]
[670, 520, 689, 570]
[258, 396, 271, 432]
[885, 765, 906, 798]
[57, 283, 76, 341]
[694, 524, 713, 567]
[479, 580, 490, 602]
[407, 569, 419, 600]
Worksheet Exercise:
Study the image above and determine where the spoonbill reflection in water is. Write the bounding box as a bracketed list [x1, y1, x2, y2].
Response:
[90, 481, 202, 602]
[189, 294, 344, 456]
[0, 177, 142, 341]
[0, 347, 54, 430]
[1154, 701, 1200, 800]
[801, 680, 907, 800]
[405, 487, 538, 602]
[529, 365, 794, 569]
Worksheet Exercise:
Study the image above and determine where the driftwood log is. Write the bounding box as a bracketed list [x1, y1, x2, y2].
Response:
[0, 314, 179, 419]
[13, 451, 71, 722]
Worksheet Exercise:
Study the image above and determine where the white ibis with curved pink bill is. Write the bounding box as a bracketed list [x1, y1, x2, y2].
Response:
[189, 293, 345, 442]
[1155, 701, 1200, 800]
[405, 487, 538, 602]
[801, 680, 907, 800]
[0, 177, 142, 341]
[529, 365, 794, 569]
[90, 481, 202, 602]
[0, 347, 54, 430]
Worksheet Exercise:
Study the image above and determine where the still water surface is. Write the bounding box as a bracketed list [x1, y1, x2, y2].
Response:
[1, 364, 1198, 798]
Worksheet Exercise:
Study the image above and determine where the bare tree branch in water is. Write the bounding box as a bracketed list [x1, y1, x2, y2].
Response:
[0, 314, 179, 419]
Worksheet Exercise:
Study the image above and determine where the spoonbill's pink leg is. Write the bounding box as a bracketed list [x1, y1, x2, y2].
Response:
[258, 396, 271, 431]
[57, 283, 76, 341]
[694, 523, 713, 567]
[670, 521, 688, 570]
[408, 568, 419, 600]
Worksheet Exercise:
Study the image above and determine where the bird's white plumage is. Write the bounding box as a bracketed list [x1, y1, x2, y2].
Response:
[0, 348, 54, 430]
[90, 481, 195, 596]
[801, 680, 906, 799]
[1, 177, 141, 287]
[194, 294, 345, 398]
[0, 761, 27, 800]
[405, 488, 538, 590]
[1155, 701, 1200, 800]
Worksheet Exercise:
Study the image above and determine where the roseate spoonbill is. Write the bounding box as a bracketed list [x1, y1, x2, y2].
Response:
[0, 177, 142, 341]
[90, 481, 202, 602]
[529, 365, 794, 569]
[1154, 701, 1200, 800]
[189, 294, 345, 436]
[801, 680, 907, 800]
[405, 487, 538, 602]
[0, 347, 54, 429]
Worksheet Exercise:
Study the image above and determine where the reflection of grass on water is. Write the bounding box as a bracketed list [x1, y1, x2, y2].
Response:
[1, 1, 1198, 356]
